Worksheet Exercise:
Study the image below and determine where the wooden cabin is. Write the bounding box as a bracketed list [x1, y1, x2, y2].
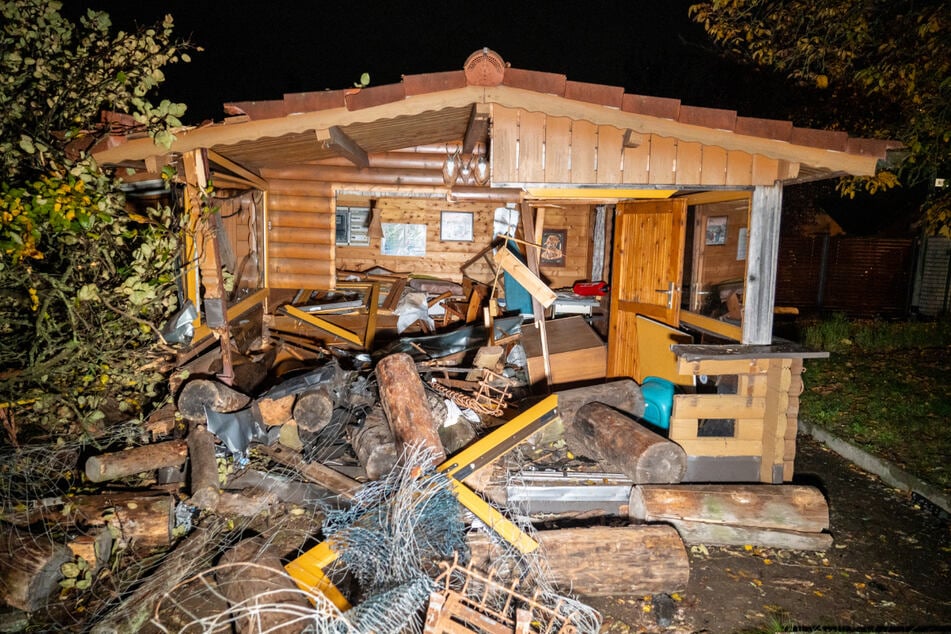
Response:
[93, 49, 900, 483]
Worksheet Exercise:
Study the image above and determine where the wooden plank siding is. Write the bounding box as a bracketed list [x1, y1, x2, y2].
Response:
[491, 106, 797, 187]
[776, 235, 916, 318]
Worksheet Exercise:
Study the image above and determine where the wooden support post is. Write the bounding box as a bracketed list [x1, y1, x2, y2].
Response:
[760, 358, 792, 483]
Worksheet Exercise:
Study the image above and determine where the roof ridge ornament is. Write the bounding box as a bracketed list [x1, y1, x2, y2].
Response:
[464, 48, 506, 86]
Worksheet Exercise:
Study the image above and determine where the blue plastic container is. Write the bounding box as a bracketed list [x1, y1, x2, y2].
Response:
[641, 376, 675, 430]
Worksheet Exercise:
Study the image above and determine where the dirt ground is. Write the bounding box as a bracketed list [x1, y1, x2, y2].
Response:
[585, 434, 951, 633]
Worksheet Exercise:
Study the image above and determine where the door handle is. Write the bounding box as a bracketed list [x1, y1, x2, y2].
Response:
[654, 281, 679, 309]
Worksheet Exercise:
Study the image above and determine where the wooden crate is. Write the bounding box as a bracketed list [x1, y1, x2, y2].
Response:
[522, 316, 606, 387]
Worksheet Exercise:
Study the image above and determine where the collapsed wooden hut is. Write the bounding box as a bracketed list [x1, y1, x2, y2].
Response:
[92, 48, 901, 485]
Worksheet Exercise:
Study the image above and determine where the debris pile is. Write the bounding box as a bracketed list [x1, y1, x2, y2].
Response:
[0, 271, 831, 632]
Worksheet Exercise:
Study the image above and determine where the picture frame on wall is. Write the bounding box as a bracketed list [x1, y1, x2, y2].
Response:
[705, 216, 727, 245]
[540, 229, 567, 267]
[440, 211, 474, 241]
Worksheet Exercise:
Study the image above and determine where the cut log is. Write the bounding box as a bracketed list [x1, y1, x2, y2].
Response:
[351, 406, 399, 480]
[85, 439, 188, 483]
[107, 493, 176, 550]
[216, 537, 311, 634]
[469, 524, 689, 595]
[553, 379, 644, 449]
[187, 422, 221, 511]
[177, 378, 251, 423]
[257, 393, 296, 427]
[375, 352, 446, 464]
[293, 387, 334, 433]
[67, 528, 114, 573]
[0, 526, 73, 612]
[571, 402, 686, 483]
[628, 484, 830, 533]
[667, 520, 834, 551]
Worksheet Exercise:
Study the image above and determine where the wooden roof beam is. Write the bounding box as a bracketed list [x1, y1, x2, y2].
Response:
[317, 126, 369, 168]
[462, 103, 491, 154]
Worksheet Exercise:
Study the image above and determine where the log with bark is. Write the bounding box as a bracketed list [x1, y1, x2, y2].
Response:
[292, 386, 334, 433]
[90, 517, 230, 634]
[629, 483, 832, 550]
[176, 378, 251, 423]
[350, 405, 399, 480]
[0, 526, 74, 612]
[84, 439, 189, 483]
[629, 484, 830, 532]
[571, 402, 686, 483]
[186, 422, 221, 511]
[216, 536, 311, 634]
[375, 352, 446, 464]
[553, 378, 644, 450]
[469, 524, 689, 595]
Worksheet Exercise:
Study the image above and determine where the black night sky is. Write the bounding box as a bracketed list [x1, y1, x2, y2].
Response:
[69, 0, 923, 234]
[73, 1, 805, 126]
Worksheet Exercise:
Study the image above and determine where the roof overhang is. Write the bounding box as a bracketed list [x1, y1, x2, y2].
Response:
[93, 85, 885, 179]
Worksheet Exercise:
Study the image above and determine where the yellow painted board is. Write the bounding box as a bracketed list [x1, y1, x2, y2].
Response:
[450, 480, 538, 554]
[282, 304, 364, 345]
[438, 394, 559, 479]
[284, 541, 351, 610]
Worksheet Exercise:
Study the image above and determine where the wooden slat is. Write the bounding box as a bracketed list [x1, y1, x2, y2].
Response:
[675, 438, 762, 457]
[621, 139, 651, 182]
[676, 356, 770, 376]
[752, 154, 781, 185]
[519, 110, 547, 182]
[672, 395, 766, 419]
[648, 136, 677, 184]
[725, 150, 753, 185]
[570, 120, 598, 183]
[491, 106, 518, 183]
[596, 125, 625, 184]
[700, 145, 728, 186]
[544, 116, 572, 182]
[268, 209, 334, 229]
[675, 141, 703, 185]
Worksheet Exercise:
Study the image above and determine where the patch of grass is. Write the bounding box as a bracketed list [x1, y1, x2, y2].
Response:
[799, 317, 951, 493]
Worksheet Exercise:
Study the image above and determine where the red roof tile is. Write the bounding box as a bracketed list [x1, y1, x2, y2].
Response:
[621, 94, 681, 119]
[735, 116, 793, 141]
[403, 70, 467, 96]
[565, 80, 625, 108]
[502, 68, 566, 96]
[678, 105, 737, 131]
[345, 83, 407, 111]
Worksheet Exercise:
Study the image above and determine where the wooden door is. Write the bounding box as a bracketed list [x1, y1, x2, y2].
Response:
[607, 199, 688, 380]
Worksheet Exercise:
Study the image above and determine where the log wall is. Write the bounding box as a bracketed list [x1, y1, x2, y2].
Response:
[260, 150, 523, 289]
